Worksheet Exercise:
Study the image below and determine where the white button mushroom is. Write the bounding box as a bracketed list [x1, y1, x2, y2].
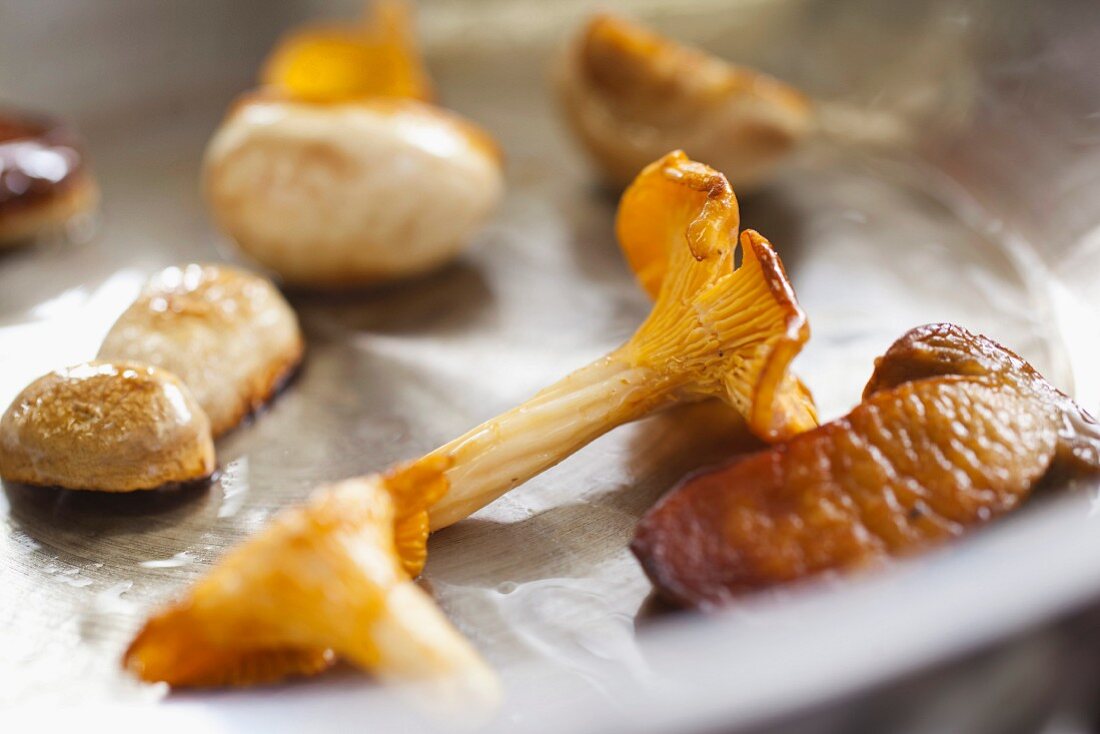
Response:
[203, 97, 503, 287]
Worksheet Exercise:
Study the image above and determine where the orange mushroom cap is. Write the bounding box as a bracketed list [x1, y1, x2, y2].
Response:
[617, 150, 816, 440]
[261, 0, 434, 104]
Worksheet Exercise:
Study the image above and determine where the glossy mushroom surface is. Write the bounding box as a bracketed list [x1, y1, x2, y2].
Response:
[124, 461, 499, 713]
[0, 109, 98, 246]
[0, 362, 214, 492]
[98, 264, 303, 436]
[633, 324, 1100, 608]
[422, 151, 816, 532]
[203, 98, 503, 287]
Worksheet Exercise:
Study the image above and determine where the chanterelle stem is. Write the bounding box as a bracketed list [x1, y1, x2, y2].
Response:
[427, 355, 668, 529]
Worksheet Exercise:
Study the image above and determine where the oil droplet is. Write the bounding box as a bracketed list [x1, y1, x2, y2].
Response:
[139, 550, 195, 569]
[94, 581, 134, 613]
[216, 456, 250, 519]
[44, 563, 93, 587]
[55, 574, 93, 588]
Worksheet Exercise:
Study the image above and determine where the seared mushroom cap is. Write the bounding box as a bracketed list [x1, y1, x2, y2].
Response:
[633, 324, 1100, 608]
[0, 362, 214, 492]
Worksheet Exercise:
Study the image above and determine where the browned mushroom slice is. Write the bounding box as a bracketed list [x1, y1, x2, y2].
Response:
[632, 325, 1100, 609]
[863, 323, 1100, 472]
[98, 264, 303, 437]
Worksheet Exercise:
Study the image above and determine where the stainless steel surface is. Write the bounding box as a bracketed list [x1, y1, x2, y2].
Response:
[2, 0, 1100, 731]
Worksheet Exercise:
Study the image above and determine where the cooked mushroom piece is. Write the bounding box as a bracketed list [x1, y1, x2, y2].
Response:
[125, 458, 499, 711]
[861, 323, 1100, 472]
[261, 0, 434, 103]
[204, 98, 503, 287]
[0, 109, 98, 247]
[204, 0, 504, 287]
[558, 14, 813, 190]
[0, 362, 214, 492]
[98, 263, 303, 437]
[632, 324, 1100, 609]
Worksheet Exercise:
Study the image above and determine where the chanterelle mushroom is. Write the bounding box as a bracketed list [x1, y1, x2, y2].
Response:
[422, 150, 817, 530]
[0, 362, 214, 492]
[261, 0, 433, 104]
[558, 14, 813, 190]
[204, 0, 503, 288]
[632, 324, 1100, 609]
[125, 151, 814, 689]
[125, 456, 498, 708]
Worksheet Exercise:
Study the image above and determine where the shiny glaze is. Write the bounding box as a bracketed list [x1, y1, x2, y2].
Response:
[0, 110, 86, 213]
[633, 325, 1100, 608]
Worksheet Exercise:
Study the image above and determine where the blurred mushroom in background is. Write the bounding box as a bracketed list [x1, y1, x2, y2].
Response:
[204, 0, 504, 288]
[557, 14, 813, 191]
[0, 109, 98, 248]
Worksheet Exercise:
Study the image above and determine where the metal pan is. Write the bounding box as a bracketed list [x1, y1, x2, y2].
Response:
[2, 0, 1099, 730]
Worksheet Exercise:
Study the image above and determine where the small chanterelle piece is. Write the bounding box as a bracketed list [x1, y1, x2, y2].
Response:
[98, 263, 303, 437]
[0, 362, 214, 492]
[124, 151, 814, 692]
[203, 1, 503, 287]
[125, 458, 499, 711]
[558, 14, 813, 190]
[260, 0, 434, 104]
[633, 324, 1100, 609]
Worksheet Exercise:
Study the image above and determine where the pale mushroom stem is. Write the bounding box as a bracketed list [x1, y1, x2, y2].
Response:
[348, 582, 500, 703]
[425, 355, 670, 530]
